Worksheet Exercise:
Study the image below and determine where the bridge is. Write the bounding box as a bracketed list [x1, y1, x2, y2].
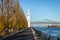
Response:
[30, 19, 60, 27]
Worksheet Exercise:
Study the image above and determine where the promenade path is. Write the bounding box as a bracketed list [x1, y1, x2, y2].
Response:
[2, 28, 41, 40]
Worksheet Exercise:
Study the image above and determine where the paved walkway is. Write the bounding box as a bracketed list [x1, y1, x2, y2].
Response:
[2, 28, 41, 40]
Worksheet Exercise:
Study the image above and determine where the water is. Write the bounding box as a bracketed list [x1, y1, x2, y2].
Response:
[32, 27, 60, 40]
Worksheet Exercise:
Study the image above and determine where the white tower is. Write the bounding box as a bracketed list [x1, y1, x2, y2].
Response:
[27, 9, 30, 27]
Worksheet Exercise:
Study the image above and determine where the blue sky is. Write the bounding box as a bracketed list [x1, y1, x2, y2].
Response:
[19, 0, 60, 22]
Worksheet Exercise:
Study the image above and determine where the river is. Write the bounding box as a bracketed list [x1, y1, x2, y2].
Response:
[32, 27, 60, 40]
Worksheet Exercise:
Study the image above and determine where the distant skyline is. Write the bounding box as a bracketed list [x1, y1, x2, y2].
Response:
[19, 0, 60, 22]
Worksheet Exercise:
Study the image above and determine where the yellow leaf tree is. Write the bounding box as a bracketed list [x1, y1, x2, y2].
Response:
[0, 0, 28, 33]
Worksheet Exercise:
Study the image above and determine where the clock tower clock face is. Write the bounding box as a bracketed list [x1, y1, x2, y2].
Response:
[28, 13, 30, 16]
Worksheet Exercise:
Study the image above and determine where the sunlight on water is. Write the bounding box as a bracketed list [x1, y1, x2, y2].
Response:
[32, 27, 60, 40]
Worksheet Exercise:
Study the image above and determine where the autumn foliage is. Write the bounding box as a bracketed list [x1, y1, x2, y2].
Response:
[0, 0, 28, 35]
